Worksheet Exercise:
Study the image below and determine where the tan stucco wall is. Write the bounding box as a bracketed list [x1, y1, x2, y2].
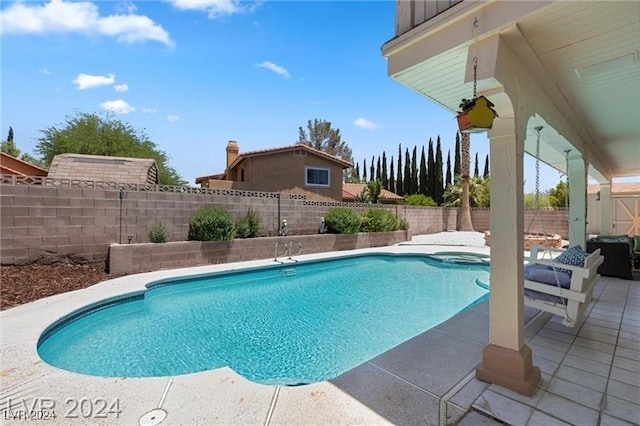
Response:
[217, 151, 345, 201]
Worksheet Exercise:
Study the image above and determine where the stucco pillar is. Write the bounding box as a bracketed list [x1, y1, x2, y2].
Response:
[567, 154, 587, 248]
[475, 125, 541, 396]
[599, 182, 612, 236]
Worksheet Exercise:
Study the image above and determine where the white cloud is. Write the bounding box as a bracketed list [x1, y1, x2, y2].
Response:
[115, 2, 137, 14]
[170, 0, 262, 19]
[167, 115, 180, 123]
[141, 107, 157, 114]
[257, 61, 290, 78]
[0, 0, 173, 46]
[39, 68, 51, 75]
[100, 99, 135, 114]
[353, 118, 380, 130]
[73, 73, 115, 90]
[114, 83, 129, 92]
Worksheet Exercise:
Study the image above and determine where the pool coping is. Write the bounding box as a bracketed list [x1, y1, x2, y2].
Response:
[2, 244, 509, 425]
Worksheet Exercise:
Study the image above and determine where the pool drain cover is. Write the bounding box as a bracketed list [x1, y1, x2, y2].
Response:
[139, 408, 167, 426]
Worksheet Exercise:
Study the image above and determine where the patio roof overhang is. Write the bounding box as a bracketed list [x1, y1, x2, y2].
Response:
[382, 1, 640, 183]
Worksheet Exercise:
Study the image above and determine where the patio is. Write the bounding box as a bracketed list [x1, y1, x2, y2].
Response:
[1, 240, 637, 425]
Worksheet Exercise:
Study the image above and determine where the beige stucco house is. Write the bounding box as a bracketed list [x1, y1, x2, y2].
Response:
[382, 1, 639, 395]
[196, 141, 353, 201]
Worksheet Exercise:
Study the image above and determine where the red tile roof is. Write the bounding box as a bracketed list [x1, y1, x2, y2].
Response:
[228, 143, 353, 170]
[342, 182, 404, 201]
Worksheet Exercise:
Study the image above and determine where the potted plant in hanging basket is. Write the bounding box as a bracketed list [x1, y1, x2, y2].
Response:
[456, 96, 498, 133]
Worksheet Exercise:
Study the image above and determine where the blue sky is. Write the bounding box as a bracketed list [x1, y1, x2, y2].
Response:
[1, 0, 572, 192]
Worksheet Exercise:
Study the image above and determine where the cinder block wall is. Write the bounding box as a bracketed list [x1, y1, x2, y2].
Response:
[108, 231, 408, 275]
[470, 209, 569, 237]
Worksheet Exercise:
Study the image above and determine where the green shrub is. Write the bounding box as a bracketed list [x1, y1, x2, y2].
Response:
[405, 194, 437, 206]
[398, 218, 409, 231]
[235, 208, 260, 239]
[148, 221, 169, 243]
[188, 207, 236, 241]
[325, 207, 362, 234]
[361, 208, 398, 233]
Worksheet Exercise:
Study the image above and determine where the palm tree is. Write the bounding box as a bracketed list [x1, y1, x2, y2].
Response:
[459, 133, 474, 231]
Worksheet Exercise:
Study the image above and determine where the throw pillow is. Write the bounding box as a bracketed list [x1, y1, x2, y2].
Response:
[554, 245, 587, 275]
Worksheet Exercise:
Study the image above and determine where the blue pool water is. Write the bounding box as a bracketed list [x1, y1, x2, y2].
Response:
[38, 254, 489, 385]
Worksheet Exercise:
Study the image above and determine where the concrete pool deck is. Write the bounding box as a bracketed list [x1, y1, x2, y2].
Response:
[1, 236, 638, 425]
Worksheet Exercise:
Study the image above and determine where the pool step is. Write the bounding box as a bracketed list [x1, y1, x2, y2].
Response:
[284, 268, 297, 277]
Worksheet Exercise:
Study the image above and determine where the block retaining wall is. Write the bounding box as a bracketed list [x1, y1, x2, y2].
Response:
[108, 231, 409, 275]
[1, 179, 569, 266]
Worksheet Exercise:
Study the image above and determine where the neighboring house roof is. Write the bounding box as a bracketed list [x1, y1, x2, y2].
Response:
[588, 182, 640, 194]
[0, 152, 48, 176]
[47, 154, 159, 184]
[228, 143, 353, 170]
[342, 182, 404, 202]
[195, 173, 225, 184]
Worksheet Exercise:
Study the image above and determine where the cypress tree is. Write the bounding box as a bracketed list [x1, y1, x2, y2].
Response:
[454, 132, 461, 184]
[419, 146, 427, 195]
[363, 159, 367, 181]
[404, 148, 411, 195]
[370, 156, 375, 181]
[410, 146, 418, 195]
[354, 162, 360, 182]
[474, 152, 479, 178]
[381, 152, 388, 190]
[435, 136, 444, 204]
[397, 144, 403, 196]
[483, 154, 490, 178]
[389, 156, 395, 193]
[445, 150, 452, 187]
[376, 156, 381, 182]
[427, 138, 436, 199]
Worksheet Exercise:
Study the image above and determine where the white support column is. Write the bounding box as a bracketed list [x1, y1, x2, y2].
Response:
[567, 154, 587, 248]
[599, 182, 612, 235]
[475, 123, 540, 396]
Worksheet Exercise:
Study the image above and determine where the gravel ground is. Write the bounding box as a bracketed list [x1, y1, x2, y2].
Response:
[0, 262, 117, 311]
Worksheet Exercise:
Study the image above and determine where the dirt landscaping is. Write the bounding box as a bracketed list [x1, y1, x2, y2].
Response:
[1, 262, 117, 310]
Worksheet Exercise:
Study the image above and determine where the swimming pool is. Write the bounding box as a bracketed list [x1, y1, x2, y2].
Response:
[38, 253, 489, 385]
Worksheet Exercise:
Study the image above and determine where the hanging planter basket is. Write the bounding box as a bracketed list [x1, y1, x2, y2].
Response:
[456, 96, 498, 133]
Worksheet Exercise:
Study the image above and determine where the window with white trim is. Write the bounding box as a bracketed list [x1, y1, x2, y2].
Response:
[305, 167, 330, 187]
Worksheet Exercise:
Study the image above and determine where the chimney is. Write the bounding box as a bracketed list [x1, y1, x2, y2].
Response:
[226, 140, 239, 174]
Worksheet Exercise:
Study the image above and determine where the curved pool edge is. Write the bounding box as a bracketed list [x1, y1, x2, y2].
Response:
[1, 243, 494, 425]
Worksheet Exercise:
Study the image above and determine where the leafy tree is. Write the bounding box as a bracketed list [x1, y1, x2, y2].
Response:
[396, 144, 403, 196]
[403, 148, 411, 195]
[410, 146, 418, 195]
[549, 181, 569, 208]
[445, 150, 452, 187]
[36, 112, 185, 185]
[389, 156, 395, 193]
[1, 126, 20, 157]
[443, 176, 490, 208]
[427, 138, 435, 199]
[483, 154, 490, 178]
[434, 137, 444, 204]
[297, 118, 352, 162]
[454, 132, 461, 184]
[419, 147, 427, 196]
[405, 194, 437, 207]
[370, 156, 375, 182]
[381, 152, 388, 190]
[524, 192, 551, 209]
[367, 180, 382, 204]
[363, 159, 367, 181]
[474, 152, 480, 178]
